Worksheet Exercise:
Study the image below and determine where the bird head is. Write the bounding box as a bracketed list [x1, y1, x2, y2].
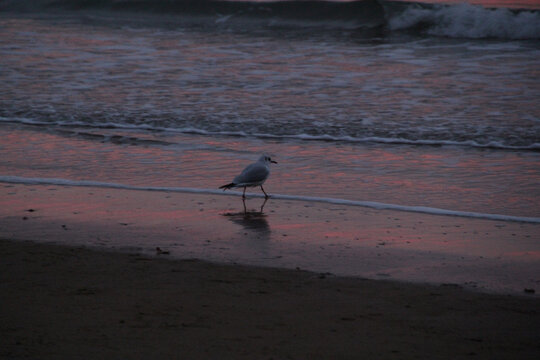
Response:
[260, 155, 277, 164]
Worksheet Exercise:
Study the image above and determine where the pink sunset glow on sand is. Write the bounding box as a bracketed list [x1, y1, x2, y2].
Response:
[2, 183, 539, 292]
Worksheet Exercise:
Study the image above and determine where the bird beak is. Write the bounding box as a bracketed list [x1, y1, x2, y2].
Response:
[271, 160, 277, 164]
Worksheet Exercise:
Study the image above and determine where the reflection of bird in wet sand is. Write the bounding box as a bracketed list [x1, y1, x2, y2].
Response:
[243, 197, 268, 214]
[219, 155, 277, 199]
[223, 198, 271, 235]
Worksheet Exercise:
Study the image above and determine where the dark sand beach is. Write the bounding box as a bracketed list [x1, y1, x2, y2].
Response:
[1, 185, 540, 359]
[1, 238, 539, 359]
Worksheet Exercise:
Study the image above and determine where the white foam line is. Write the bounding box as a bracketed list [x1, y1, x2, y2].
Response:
[2, 117, 539, 151]
[2, 175, 540, 224]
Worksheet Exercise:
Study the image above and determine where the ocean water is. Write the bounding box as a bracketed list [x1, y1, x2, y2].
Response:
[1, 0, 539, 221]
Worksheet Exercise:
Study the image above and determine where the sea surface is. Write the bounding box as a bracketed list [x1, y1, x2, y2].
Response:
[1, 0, 539, 219]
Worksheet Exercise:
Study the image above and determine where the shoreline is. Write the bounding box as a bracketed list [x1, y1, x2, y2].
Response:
[1, 183, 539, 295]
[3, 174, 540, 224]
[2, 238, 539, 359]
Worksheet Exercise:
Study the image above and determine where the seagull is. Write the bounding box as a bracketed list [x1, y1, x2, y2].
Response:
[219, 155, 277, 199]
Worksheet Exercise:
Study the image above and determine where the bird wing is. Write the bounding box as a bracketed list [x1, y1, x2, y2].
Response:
[233, 162, 269, 185]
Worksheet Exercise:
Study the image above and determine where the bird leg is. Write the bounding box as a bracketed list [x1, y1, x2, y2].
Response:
[242, 187, 246, 199]
[260, 185, 269, 199]
[260, 197, 268, 213]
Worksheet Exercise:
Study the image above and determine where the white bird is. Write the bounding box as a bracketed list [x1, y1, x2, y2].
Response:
[219, 155, 277, 199]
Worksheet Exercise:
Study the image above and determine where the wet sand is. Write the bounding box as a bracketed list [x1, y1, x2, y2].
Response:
[1, 184, 539, 294]
[1, 238, 539, 359]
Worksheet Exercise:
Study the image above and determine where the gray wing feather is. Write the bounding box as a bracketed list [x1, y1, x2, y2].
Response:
[233, 163, 269, 184]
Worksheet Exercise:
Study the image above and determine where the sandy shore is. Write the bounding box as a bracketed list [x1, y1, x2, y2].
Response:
[1, 183, 539, 358]
[1, 239, 539, 359]
[2, 184, 539, 294]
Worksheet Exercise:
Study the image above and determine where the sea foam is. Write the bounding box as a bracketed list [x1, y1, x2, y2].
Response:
[389, 2, 540, 39]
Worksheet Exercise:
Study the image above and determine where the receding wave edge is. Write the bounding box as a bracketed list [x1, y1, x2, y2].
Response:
[2, 175, 539, 224]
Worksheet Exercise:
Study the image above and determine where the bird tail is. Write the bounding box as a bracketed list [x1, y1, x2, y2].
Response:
[219, 182, 235, 190]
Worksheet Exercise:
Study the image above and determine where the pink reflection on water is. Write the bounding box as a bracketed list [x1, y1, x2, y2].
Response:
[2, 125, 539, 218]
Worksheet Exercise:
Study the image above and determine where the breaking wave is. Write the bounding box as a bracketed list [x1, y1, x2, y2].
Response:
[388, 2, 540, 39]
[1, 0, 539, 39]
